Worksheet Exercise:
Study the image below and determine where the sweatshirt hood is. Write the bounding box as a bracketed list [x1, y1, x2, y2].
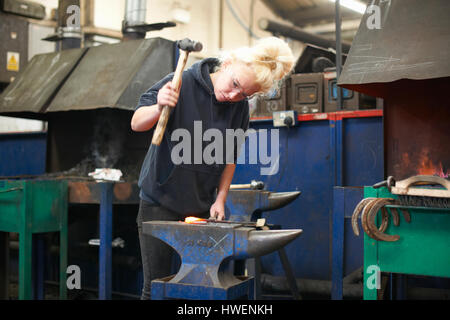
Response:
[188, 57, 221, 96]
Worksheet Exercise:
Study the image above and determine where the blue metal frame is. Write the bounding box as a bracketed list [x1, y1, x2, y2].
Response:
[233, 112, 383, 282]
[331, 186, 364, 299]
[99, 182, 113, 300]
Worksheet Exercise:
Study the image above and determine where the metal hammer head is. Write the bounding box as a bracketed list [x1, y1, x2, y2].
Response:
[250, 180, 264, 190]
[177, 38, 203, 52]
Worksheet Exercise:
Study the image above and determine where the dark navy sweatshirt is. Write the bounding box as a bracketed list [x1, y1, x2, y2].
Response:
[135, 58, 249, 215]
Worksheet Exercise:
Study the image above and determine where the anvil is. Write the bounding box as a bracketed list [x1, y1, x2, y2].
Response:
[143, 220, 302, 300]
[225, 189, 302, 299]
[226, 190, 301, 222]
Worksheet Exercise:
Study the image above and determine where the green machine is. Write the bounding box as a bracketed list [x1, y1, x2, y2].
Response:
[0, 179, 68, 300]
[361, 184, 450, 300]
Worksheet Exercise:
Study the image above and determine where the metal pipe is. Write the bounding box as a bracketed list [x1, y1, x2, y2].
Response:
[261, 273, 450, 300]
[219, 0, 223, 49]
[258, 18, 351, 53]
[261, 273, 363, 298]
[343, 267, 363, 284]
[122, 0, 148, 40]
[49, 0, 82, 50]
[335, 0, 343, 110]
[124, 0, 147, 27]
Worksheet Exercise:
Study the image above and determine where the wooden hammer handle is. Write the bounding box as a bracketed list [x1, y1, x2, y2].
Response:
[152, 50, 189, 146]
[229, 184, 252, 190]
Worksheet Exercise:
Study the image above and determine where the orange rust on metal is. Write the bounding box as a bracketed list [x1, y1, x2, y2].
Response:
[388, 207, 400, 226]
[400, 208, 411, 223]
[113, 182, 132, 201]
[68, 181, 93, 203]
[379, 207, 389, 233]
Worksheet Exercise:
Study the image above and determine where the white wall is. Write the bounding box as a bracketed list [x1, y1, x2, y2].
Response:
[0, 117, 45, 133]
[93, 0, 304, 59]
[21, 0, 304, 58]
[94, 0, 125, 31]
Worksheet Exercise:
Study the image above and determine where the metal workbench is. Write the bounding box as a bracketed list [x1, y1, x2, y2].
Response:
[362, 186, 450, 300]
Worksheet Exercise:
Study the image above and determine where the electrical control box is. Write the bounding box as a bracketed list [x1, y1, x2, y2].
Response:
[0, 12, 29, 84]
[289, 72, 323, 114]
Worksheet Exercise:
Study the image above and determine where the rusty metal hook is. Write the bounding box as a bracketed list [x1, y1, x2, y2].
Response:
[400, 208, 411, 223]
[361, 198, 383, 240]
[379, 207, 390, 232]
[387, 207, 400, 226]
[351, 197, 377, 236]
[366, 198, 400, 242]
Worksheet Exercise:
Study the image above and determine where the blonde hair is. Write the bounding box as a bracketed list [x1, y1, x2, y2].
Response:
[220, 37, 295, 94]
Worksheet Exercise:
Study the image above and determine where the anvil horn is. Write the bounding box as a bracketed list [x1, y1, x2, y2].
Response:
[245, 229, 303, 258]
[264, 191, 301, 212]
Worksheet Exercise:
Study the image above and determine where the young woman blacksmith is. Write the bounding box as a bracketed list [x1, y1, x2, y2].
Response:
[131, 36, 295, 299]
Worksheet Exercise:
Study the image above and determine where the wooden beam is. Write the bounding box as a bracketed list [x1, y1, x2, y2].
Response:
[83, 26, 123, 40]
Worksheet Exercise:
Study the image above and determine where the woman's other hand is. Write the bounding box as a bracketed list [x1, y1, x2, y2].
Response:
[209, 200, 225, 221]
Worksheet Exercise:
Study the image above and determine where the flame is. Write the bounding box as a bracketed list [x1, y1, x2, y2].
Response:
[184, 216, 207, 224]
[418, 155, 435, 175]
[417, 149, 449, 178]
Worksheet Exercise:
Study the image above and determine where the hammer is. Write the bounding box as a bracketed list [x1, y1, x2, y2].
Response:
[230, 180, 265, 190]
[151, 38, 203, 146]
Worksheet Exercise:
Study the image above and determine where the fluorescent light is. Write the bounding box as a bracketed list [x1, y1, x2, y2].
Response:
[328, 0, 367, 14]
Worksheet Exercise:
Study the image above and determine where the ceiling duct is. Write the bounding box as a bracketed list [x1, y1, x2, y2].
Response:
[42, 0, 82, 50]
[259, 18, 351, 53]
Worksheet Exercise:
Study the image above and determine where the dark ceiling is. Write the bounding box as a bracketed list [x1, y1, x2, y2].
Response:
[261, 0, 370, 41]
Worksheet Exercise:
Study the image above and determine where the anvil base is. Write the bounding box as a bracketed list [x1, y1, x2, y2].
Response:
[151, 275, 255, 300]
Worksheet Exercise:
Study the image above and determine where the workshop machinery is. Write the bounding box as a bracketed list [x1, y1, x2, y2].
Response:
[249, 44, 379, 119]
